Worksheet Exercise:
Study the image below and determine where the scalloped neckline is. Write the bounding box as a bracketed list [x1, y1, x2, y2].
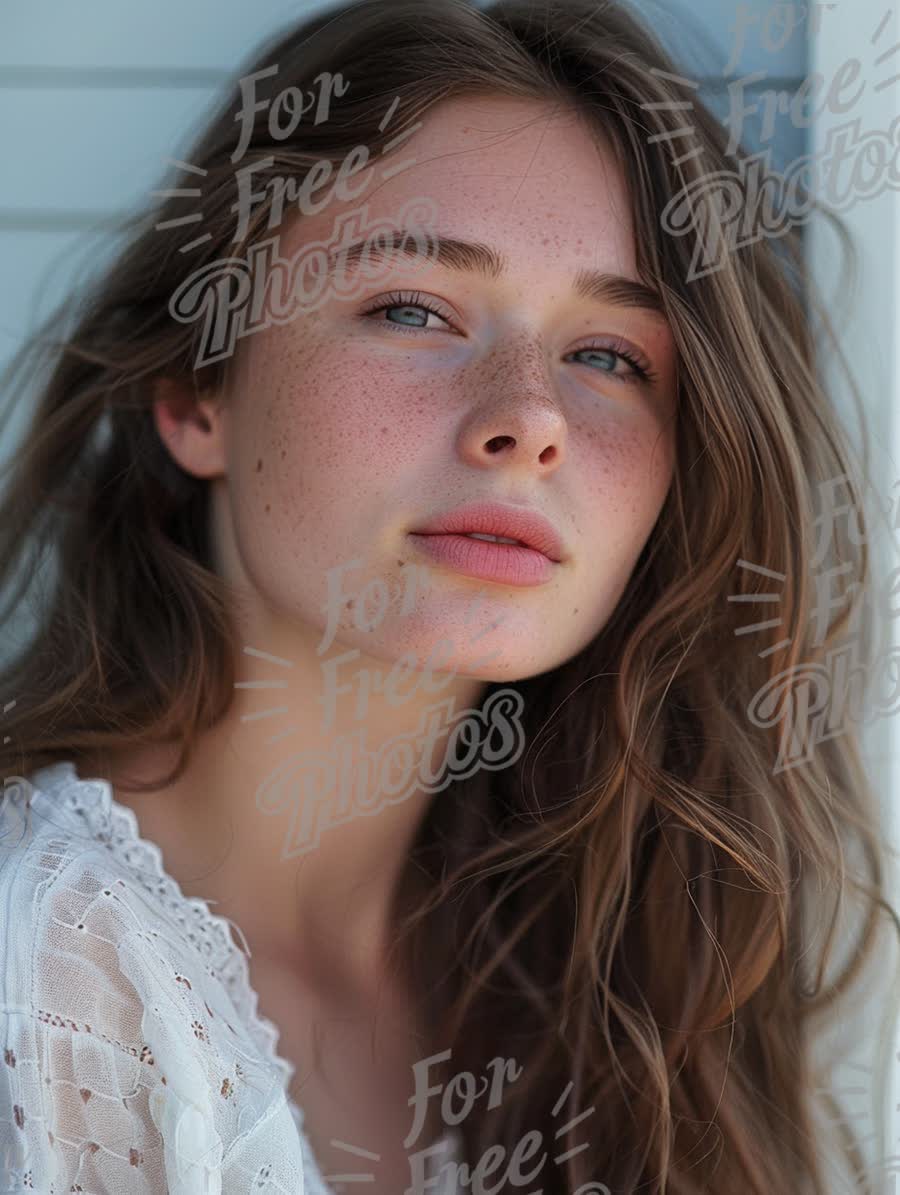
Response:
[27, 757, 301, 1110]
[25, 757, 465, 1188]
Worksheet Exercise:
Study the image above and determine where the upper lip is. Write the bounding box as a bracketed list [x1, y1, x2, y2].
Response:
[410, 501, 566, 563]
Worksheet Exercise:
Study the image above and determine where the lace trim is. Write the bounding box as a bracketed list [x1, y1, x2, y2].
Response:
[25, 759, 300, 1116]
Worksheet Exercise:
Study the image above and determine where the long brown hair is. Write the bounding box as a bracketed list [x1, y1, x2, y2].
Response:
[1, 0, 897, 1190]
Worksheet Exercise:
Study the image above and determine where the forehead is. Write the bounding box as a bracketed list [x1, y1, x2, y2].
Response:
[284, 92, 638, 280]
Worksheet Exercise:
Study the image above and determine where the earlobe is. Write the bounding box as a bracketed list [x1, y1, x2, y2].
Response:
[151, 376, 227, 480]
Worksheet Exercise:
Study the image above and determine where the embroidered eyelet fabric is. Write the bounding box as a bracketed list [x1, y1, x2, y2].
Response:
[0, 760, 461, 1194]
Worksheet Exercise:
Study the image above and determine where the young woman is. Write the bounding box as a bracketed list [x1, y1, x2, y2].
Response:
[0, 0, 897, 1191]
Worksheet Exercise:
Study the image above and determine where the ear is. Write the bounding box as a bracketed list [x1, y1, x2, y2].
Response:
[152, 376, 227, 480]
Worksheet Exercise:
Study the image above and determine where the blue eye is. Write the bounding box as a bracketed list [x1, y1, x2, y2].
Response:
[565, 345, 655, 385]
[361, 291, 453, 331]
[359, 291, 658, 386]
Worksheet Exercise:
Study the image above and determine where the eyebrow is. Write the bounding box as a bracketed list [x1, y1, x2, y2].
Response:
[326, 229, 668, 320]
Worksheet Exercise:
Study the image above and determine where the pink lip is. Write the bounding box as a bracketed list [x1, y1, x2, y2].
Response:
[408, 533, 555, 586]
[409, 502, 566, 562]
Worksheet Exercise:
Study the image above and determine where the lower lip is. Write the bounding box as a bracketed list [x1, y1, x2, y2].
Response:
[407, 533, 556, 586]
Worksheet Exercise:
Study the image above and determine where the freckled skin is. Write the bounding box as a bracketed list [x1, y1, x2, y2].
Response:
[126, 97, 685, 1108]
[164, 93, 679, 687]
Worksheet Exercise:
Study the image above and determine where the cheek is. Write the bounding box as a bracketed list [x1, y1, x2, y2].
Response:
[265, 332, 430, 471]
[573, 412, 675, 552]
[226, 328, 438, 585]
[564, 417, 673, 640]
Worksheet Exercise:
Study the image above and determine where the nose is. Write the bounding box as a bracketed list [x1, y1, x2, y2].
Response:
[456, 337, 567, 474]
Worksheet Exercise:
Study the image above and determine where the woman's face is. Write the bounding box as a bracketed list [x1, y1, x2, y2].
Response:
[194, 93, 679, 682]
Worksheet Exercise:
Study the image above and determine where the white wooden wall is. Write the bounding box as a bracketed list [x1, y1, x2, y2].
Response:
[809, 5, 900, 1186]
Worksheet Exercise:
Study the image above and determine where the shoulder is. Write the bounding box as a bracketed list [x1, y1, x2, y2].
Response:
[0, 761, 247, 1055]
[0, 763, 185, 1069]
[0, 764, 160, 997]
[0, 762, 309, 1192]
[0, 768, 167, 1190]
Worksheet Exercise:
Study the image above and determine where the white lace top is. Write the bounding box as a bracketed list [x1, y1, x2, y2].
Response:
[0, 760, 462, 1194]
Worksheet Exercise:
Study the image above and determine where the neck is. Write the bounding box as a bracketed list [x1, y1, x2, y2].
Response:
[77, 630, 488, 1001]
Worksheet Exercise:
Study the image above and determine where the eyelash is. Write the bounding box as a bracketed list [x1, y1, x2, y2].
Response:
[358, 290, 658, 386]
